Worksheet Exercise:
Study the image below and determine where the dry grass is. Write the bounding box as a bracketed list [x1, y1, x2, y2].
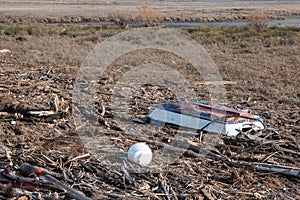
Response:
[184, 26, 300, 46]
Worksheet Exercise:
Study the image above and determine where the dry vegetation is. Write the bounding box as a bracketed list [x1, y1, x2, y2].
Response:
[0, 22, 299, 199]
[247, 13, 269, 32]
[137, 4, 164, 27]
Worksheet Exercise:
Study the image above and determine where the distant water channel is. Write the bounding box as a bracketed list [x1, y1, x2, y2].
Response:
[163, 15, 300, 28]
[48, 15, 299, 28]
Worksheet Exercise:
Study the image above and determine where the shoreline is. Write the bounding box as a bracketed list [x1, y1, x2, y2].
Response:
[0, 14, 299, 25]
[1, 15, 299, 28]
[0, 1, 299, 25]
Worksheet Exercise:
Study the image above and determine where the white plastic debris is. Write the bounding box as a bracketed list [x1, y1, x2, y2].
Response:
[147, 101, 265, 137]
[128, 143, 152, 166]
[0, 49, 11, 54]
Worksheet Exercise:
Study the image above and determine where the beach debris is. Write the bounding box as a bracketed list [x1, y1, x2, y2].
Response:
[19, 163, 91, 200]
[0, 167, 51, 196]
[128, 143, 152, 166]
[0, 49, 11, 54]
[146, 101, 265, 136]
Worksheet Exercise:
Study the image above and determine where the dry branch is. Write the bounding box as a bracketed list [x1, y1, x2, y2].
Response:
[28, 110, 58, 117]
[65, 153, 91, 165]
[19, 163, 91, 200]
[140, 135, 300, 178]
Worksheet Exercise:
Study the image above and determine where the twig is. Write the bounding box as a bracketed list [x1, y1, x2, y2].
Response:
[121, 166, 133, 185]
[158, 178, 170, 200]
[99, 103, 105, 116]
[42, 154, 57, 166]
[201, 187, 214, 200]
[226, 160, 300, 178]
[196, 81, 237, 85]
[173, 139, 225, 159]
[251, 162, 300, 177]
[169, 186, 179, 200]
[28, 110, 58, 117]
[273, 143, 300, 156]
[261, 152, 279, 163]
[65, 153, 91, 165]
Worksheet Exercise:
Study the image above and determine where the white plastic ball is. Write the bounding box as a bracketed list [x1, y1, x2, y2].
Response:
[127, 143, 152, 166]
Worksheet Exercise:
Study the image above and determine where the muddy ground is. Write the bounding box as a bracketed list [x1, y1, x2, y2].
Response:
[0, 12, 299, 200]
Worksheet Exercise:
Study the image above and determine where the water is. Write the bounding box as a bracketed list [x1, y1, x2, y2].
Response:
[268, 16, 300, 27]
[165, 15, 300, 28]
[47, 15, 300, 28]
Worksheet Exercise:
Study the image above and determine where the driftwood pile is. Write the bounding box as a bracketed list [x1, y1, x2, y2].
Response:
[0, 48, 299, 199]
[0, 83, 299, 199]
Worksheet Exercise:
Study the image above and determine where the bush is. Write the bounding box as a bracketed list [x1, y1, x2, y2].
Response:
[137, 4, 163, 27]
[247, 13, 268, 32]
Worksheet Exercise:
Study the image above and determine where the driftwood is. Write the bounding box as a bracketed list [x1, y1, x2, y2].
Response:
[19, 163, 91, 200]
[180, 139, 300, 178]
[195, 81, 237, 85]
[1, 167, 87, 199]
[136, 134, 300, 178]
[0, 168, 50, 185]
[238, 162, 300, 178]
[28, 110, 58, 117]
[0, 110, 66, 120]
[0, 94, 68, 121]
[0, 49, 11, 54]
